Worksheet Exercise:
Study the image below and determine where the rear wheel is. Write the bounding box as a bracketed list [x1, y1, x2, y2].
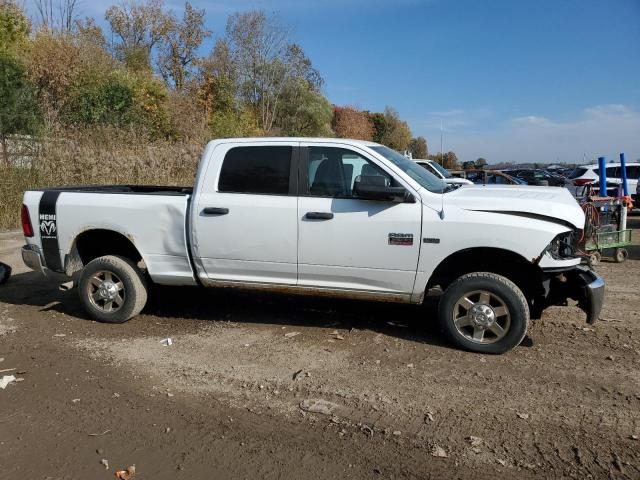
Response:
[438, 272, 529, 354]
[78, 255, 148, 323]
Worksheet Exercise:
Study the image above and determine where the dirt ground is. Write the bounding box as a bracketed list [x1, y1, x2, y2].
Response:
[1, 217, 639, 480]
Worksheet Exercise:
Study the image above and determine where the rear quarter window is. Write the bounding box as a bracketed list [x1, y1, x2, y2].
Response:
[218, 146, 292, 195]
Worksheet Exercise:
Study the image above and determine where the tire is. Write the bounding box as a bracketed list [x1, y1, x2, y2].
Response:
[0, 262, 11, 285]
[438, 272, 529, 354]
[78, 255, 148, 323]
[614, 248, 628, 263]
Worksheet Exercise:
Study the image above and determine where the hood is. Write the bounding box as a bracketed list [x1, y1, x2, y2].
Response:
[447, 185, 585, 229]
[445, 177, 474, 185]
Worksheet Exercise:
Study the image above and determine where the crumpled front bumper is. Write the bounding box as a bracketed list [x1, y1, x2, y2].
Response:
[544, 266, 605, 324]
[573, 267, 605, 324]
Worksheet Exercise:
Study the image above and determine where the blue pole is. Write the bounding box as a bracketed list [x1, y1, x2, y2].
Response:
[619, 153, 629, 196]
[598, 156, 607, 196]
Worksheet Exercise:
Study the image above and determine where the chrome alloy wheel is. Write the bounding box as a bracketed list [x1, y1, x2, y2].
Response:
[87, 270, 125, 313]
[452, 290, 511, 344]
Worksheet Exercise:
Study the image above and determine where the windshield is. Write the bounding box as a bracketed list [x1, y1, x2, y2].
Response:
[429, 161, 453, 178]
[370, 146, 447, 193]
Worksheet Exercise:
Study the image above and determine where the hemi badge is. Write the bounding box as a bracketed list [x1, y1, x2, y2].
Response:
[423, 238, 440, 244]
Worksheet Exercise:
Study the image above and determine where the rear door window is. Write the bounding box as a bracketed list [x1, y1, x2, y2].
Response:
[218, 146, 292, 195]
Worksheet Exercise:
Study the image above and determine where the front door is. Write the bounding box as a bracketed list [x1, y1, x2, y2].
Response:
[297, 143, 422, 295]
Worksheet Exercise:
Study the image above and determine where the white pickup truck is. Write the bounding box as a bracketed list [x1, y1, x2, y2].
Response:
[20, 138, 604, 353]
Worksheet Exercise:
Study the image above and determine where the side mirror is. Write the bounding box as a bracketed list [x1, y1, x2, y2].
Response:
[353, 175, 413, 202]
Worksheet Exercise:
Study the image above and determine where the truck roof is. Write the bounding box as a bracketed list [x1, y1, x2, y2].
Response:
[206, 137, 381, 148]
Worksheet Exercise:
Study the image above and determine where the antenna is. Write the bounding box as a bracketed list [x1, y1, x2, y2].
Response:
[439, 119, 445, 220]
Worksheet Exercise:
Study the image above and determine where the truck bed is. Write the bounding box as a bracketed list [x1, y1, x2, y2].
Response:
[22, 186, 197, 286]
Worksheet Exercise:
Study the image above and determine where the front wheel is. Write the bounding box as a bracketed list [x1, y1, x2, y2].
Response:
[78, 255, 148, 323]
[438, 272, 529, 354]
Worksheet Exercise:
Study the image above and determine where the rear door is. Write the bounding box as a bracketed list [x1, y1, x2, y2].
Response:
[297, 143, 422, 295]
[193, 142, 299, 285]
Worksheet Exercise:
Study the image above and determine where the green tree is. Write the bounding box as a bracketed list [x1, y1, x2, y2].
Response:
[62, 71, 169, 136]
[369, 112, 386, 143]
[277, 78, 332, 136]
[0, 1, 31, 53]
[0, 53, 41, 165]
[409, 136, 427, 158]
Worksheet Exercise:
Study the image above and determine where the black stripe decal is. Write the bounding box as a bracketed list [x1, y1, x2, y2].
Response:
[38, 191, 62, 271]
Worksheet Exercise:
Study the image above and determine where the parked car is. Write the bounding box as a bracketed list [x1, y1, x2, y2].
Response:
[461, 169, 526, 185]
[568, 162, 640, 193]
[506, 169, 567, 187]
[20, 137, 603, 354]
[414, 159, 473, 186]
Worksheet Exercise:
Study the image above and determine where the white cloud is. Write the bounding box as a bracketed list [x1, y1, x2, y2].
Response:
[445, 104, 640, 164]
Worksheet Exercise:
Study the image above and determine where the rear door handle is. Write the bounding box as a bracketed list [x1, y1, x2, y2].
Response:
[202, 207, 229, 215]
[305, 212, 334, 220]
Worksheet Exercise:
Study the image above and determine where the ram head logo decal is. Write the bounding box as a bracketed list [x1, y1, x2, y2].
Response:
[40, 220, 56, 236]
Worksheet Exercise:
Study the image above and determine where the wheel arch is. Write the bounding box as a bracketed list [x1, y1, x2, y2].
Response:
[65, 229, 145, 276]
[425, 247, 545, 312]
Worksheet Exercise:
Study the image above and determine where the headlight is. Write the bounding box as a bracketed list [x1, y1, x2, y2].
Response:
[547, 230, 580, 259]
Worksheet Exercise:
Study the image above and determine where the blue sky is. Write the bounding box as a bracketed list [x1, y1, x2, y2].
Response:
[30, 0, 640, 164]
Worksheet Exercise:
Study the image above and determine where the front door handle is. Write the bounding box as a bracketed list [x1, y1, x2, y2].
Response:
[305, 212, 334, 220]
[202, 207, 229, 215]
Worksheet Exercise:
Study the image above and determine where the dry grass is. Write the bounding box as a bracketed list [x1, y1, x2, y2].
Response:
[1, 128, 204, 230]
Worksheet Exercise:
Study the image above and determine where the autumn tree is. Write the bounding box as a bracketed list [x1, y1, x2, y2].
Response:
[430, 151, 459, 169]
[197, 39, 258, 138]
[332, 106, 374, 140]
[105, 0, 174, 71]
[158, 2, 210, 91]
[409, 136, 427, 158]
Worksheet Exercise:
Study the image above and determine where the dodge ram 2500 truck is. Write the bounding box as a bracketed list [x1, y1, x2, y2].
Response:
[20, 138, 604, 353]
